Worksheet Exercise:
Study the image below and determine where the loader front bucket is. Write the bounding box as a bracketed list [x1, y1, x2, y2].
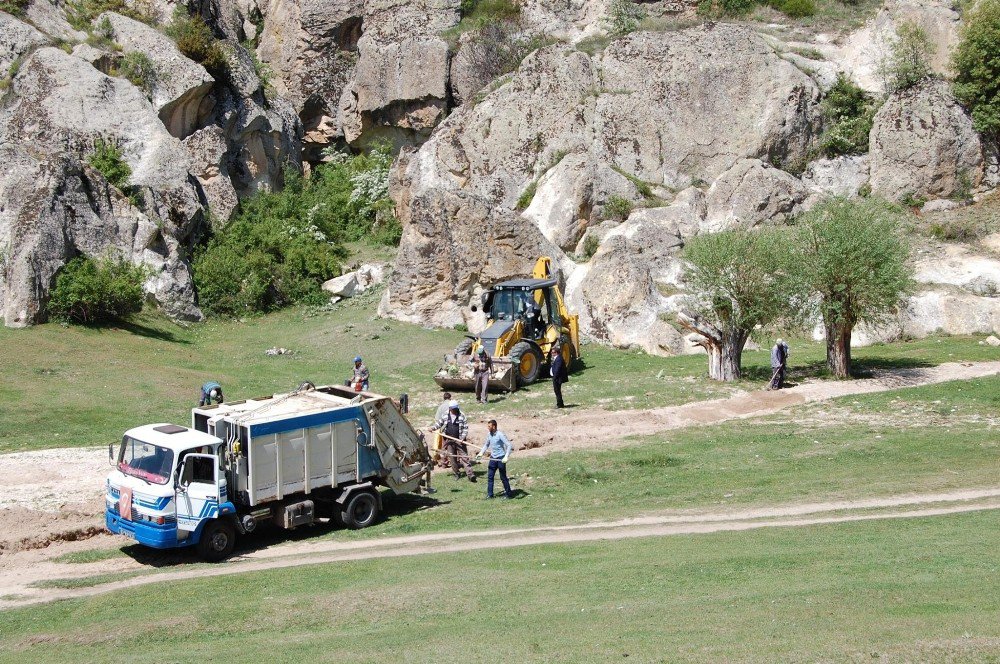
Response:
[433, 356, 517, 393]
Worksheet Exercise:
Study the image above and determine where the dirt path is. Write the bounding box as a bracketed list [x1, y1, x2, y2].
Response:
[3, 488, 999, 609]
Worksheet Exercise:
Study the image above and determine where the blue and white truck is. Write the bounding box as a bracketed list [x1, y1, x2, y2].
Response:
[106, 384, 431, 560]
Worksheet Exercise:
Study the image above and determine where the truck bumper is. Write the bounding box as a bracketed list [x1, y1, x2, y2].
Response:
[106, 509, 182, 549]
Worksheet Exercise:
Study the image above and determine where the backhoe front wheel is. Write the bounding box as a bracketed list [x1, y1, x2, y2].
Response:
[511, 341, 543, 386]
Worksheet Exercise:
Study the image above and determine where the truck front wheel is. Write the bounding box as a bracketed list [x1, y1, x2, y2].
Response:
[341, 491, 379, 529]
[198, 520, 236, 562]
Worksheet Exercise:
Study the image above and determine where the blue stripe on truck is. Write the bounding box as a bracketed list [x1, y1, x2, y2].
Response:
[248, 405, 366, 436]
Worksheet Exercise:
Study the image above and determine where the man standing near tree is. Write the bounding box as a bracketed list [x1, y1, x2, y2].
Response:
[768, 338, 789, 390]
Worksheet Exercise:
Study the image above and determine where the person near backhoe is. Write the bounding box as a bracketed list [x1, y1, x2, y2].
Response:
[431, 392, 453, 467]
[550, 346, 569, 408]
[769, 338, 790, 390]
[198, 381, 224, 406]
[348, 355, 369, 391]
[471, 347, 493, 404]
[476, 419, 514, 499]
[429, 400, 476, 481]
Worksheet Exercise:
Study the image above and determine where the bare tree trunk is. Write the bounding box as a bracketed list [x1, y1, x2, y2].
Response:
[825, 320, 852, 378]
[678, 312, 748, 382]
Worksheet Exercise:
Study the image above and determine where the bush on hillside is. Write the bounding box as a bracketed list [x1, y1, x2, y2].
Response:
[778, 0, 816, 18]
[48, 255, 148, 324]
[819, 74, 877, 156]
[66, 0, 158, 30]
[166, 9, 226, 73]
[603, 0, 647, 36]
[953, 0, 1000, 140]
[879, 21, 934, 93]
[88, 138, 132, 191]
[117, 51, 157, 95]
[192, 144, 399, 316]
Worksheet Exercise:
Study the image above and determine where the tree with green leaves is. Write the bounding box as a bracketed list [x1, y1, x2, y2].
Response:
[678, 228, 797, 381]
[793, 197, 913, 378]
[953, 0, 1000, 141]
[880, 21, 934, 93]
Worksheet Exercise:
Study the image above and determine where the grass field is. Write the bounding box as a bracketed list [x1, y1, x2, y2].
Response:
[3, 510, 999, 662]
[0, 291, 995, 453]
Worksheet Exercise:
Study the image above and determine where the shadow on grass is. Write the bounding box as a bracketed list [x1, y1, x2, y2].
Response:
[741, 355, 937, 384]
[121, 493, 445, 567]
[81, 320, 191, 344]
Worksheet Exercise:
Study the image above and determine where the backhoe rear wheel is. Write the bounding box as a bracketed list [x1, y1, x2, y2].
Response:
[511, 341, 543, 386]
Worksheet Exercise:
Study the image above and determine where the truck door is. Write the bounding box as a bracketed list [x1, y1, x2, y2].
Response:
[175, 453, 220, 533]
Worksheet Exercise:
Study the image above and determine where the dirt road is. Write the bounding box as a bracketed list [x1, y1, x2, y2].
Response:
[1, 360, 998, 607]
[3, 488, 999, 609]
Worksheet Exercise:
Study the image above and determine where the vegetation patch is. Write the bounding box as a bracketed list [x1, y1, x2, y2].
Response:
[166, 8, 226, 73]
[51, 547, 129, 564]
[953, 0, 1000, 141]
[115, 51, 157, 95]
[0, 0, 30, 17]
[819, 73, 878, 157]
[47, 254, 148, 324]
[603, 0, 647, 36]
[602, 195, 633, 222]
[879, 20, 934, 93]
[66, 0, 158, 30]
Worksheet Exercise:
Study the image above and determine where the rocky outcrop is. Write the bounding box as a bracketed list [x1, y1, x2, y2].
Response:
[383, 25, 822, 349]
[98, 12, 215, 139]
[0, 12, 48, 76]
[869, 80, 991, 202]
[0, 47, 206, 325]
[182, 125, 239, 220]
[257, 0, 362, 160]
[22, 0, 85, 41]
[802, 155, 870, 198]
[338, 0, 460, 148]
[703, 159, 810, 231]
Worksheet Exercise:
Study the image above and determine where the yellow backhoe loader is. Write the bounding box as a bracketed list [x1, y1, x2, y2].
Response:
[434, 257, 580, 392]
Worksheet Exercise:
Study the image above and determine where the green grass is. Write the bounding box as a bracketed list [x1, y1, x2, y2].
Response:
[0, 285, 995, 453]
[3, 511, 1000, 661]
[29, 572, 142, 590]
[50, 548, 129, 565]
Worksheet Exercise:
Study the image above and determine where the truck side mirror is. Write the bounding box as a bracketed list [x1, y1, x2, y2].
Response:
[108, 443, 115, 466]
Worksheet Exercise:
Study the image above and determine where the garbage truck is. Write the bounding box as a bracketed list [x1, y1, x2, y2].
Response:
[105, 383, 431, 561]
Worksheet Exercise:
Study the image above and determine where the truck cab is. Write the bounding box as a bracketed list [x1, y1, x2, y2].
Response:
[105, 423, 236, 558]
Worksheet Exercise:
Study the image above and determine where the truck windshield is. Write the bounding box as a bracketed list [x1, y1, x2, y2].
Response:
[118, 436, 174, 485]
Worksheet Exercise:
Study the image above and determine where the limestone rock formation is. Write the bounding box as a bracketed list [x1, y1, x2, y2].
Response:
[22, 0, 85, 41]
[257, 0, 363, 160]
[703, 159, 811, 231]
[802, 156, 870, 198]
[98, 12, 216, 139]
[0, 47, 206, 325]
[0, 12, 48, 75]
[869, 80, 991, 202]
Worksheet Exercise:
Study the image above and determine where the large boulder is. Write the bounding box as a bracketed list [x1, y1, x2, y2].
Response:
[869, 79, 992, 202]
[703, 159, 810, 231]
[802, 155, 870, 198]
[0, 47, 206, 325]
[97, 12, 216, 139]
[21, 0, 86, 41]
[0, 12, 48, 76]
[256, 0, 362, 160]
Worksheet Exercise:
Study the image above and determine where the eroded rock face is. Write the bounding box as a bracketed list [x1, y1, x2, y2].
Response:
[257, 0, 362, 160]
[98, 12, 216, 139]
[383, 26, 821, 351]
[802, 155, 870, 198]
[0, 12, 48, 75]
[703, 159, 810, 231]
[0, 47, 205, 325]
[869, 80, 991, 202]
[22, 0, 85, 41]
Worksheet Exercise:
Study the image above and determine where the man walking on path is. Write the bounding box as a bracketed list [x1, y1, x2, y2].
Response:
[476, 419, 514, 499]
[199, 381, 224, 406]
[769, 339, 790, 390]
[472, 347, 493, 403]
[550, 346, 569, 408]
[430, 400, 476, 481]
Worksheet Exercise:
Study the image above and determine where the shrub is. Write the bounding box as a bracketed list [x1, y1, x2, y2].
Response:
[0, 0, 31, 17]
[47, 255, 148, 324]
[953, 0, 1000, 140]
[117, 51, 157, 95]
[879, 21, 934, 93]
[516, 181, 537, 210]
[193, 144, 399, 316]
[778, 0, 816, 18]
[166, 9, 226, 73]
[603, 0, 647, 36]
[928, 218, 984, 242]
[819, 73, 877, 156]
[604, 195, 633, 222]
[459, 0, 520, 21]
[582, 234, 600, 260]
[67, 0, 157, 30]
[720, 0, 758, 16]
[88, 138, 132, 192]
[462, 20, 544, 95]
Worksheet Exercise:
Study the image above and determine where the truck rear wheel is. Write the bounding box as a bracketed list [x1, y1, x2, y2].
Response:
[198, 519, 236, 562]
[341, 491, 379, 529]
[511, 341, 542, 386]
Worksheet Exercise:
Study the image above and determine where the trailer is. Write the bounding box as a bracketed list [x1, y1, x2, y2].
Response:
[105, 384, 431, 561]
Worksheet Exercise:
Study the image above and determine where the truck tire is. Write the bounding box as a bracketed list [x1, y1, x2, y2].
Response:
[510, 341, 543, 386]
[454, 338, 474, 357]
[198, 519, 236, 562]
[341, 491, 379, 529]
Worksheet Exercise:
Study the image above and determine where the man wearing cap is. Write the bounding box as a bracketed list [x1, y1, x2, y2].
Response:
[432, 392, 453, 467]
[429, 400, 476, 481]
[471, 347, 493, 404]
[769, 338, 790, 390]
[199, 381, 224, 406]
[350, 356, 369, 391]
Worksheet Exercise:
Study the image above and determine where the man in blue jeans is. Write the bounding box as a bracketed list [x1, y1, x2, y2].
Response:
[475, 419, 514, 499]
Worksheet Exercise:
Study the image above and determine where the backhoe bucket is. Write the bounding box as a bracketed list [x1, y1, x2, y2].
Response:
[433, 355, 517, 392]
